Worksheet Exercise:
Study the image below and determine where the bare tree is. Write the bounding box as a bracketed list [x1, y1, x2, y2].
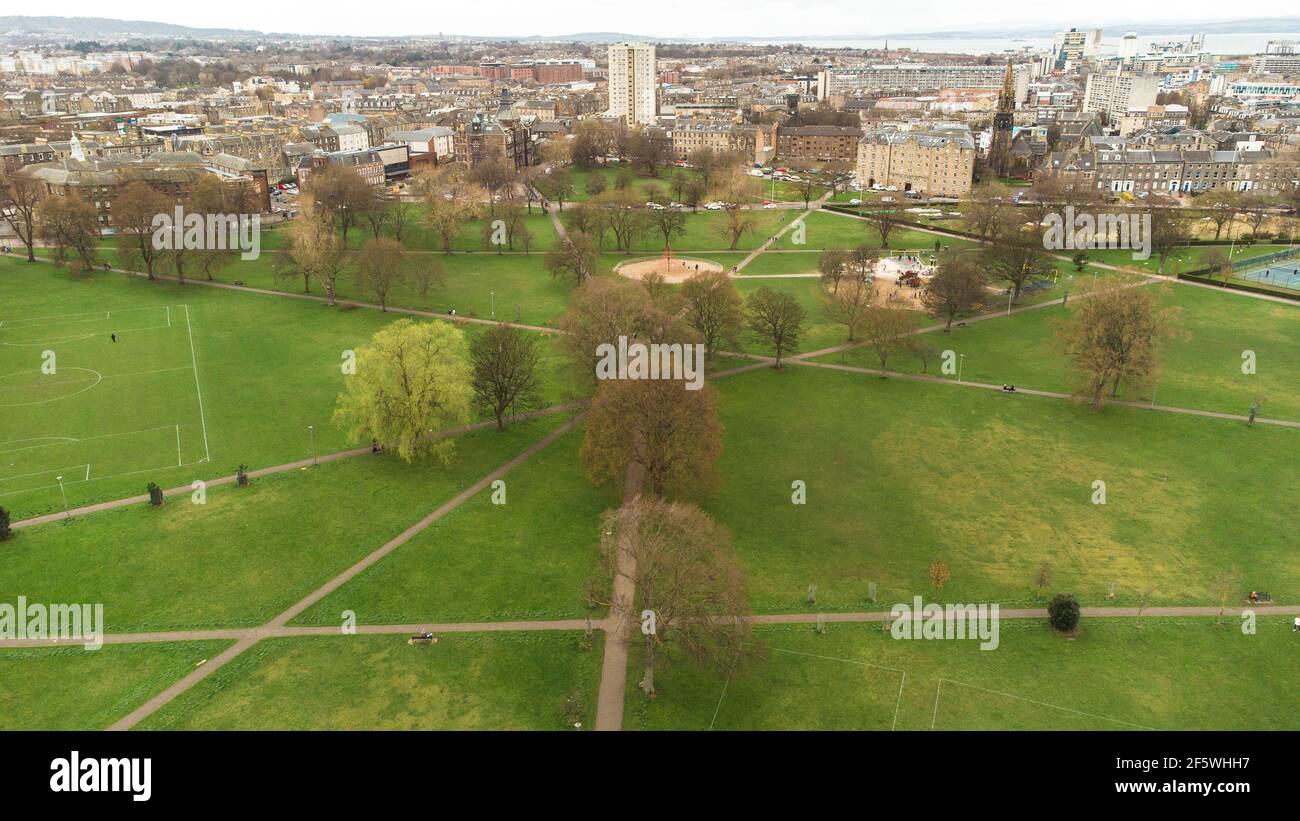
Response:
[0, 170, 42, 262]
[37, 196, 99, 273]
[921, 251, 986, 330]
[583, 375, 723, 498]
[746, 286, 806, 368]
[1212, 566, 1243, 625]
[544, 231, 599, 286]
[355, 236, 410, 311]
[600, 498, 752, 697]
[1055, 280, 1182, 409]
[113, 179, 171, 280]
[682, 271, 746, 358]
[820, 275, 875, 342]
[469, 323, 542, 430]
[859, 293, 914, 376]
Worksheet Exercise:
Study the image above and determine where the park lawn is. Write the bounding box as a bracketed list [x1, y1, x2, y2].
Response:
[813, 283, 1300, 420]
[0, 258, 577, 518]
[565, 166, 695, 203]
[294, 426, 614, 626]
[732, 276, 929, 356]
[0, 415, 571, 631]
[80, 241, 576, 327]
[637, 210, 792, 253]
[625, 619, 1299, 730]
[771, 211, 980, 252]
[1084, 243, 1294, 275]
[0, 641, 231, 730]
[732, 276, 849, 355]
[138, 632, 604, 730]
[703, 365, 1300, 613]
[735, 250, 822, 276]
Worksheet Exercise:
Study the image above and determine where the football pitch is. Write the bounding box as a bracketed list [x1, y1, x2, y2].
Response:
[0, 303, 211, 509]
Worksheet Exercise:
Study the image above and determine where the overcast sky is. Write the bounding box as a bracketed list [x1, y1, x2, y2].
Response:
[31, 2, 1300, 39]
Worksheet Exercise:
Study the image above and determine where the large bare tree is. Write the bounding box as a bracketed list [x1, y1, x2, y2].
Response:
[746, 286, 806, 368]
[681, 270, 746, 358]
[583, 374, 723, 498]
[600, 498, 751, 697]
[0, 170, 42, 262]
[1055, 281, 1182, 409]
[469, 323, 542, 430]
[922, 251, 986, 331]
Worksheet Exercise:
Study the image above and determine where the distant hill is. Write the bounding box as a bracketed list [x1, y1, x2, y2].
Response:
[2, 14, 1299, 44]
[0, 15, 261, 39]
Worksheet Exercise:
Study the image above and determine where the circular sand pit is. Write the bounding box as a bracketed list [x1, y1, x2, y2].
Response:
[615, 256, 724, 283]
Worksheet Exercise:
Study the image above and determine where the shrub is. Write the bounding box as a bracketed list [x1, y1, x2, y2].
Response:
[236, 464, 250, 486]
[1048, 593, 1081, 633]
[147, 482, 164, 506]
[0, 506, 12, 541]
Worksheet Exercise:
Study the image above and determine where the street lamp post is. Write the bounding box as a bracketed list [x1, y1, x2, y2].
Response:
[308, 425, 316, 465]
[958, 354, 966, 384]
[56, 475, 69, 520]
[490, 291, 495, 319]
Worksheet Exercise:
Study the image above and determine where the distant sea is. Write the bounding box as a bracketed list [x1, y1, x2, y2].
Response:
[757, 32, 1300, 56]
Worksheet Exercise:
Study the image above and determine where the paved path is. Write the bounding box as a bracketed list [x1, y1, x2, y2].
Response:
[104, 414, 583, 730]
[9, 602, 1292, 653]
[594, 463, 645, 731]
[732, 190, 833, 274]
[790, 357, 1300, 429]
[10, 402, 584, 530]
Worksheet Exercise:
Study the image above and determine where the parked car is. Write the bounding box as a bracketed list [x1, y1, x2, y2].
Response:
[848, 198, 862, 205]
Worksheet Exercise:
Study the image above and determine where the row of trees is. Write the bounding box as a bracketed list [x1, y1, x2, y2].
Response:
[556, 274, 751, 696]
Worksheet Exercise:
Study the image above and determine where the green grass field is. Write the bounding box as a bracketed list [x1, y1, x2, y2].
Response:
[626, 619, 1300, 730]
[139, 632, 603, 730]
[812, 283, 1300, 420]
[704, 365, 1299, 611]
[0, 258, 578, 518]
[0, 641, 231, 730]
[293, 426, 615, 626]
[0, 416, 570, 631]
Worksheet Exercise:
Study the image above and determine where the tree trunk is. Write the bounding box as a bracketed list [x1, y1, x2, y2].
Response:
[639, 633, 656, 696]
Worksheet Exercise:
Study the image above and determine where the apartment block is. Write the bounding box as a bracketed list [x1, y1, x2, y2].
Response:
[607, 43, 657, 126]
[855, 127, 976, 197]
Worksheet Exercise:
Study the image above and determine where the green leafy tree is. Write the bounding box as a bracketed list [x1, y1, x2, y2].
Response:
[332, 319, 473, 462]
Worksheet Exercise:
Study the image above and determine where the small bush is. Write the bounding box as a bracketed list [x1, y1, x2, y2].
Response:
[0, 506, 12, 541]
[147, 482, 164, 507]
[1048, 593, 1081, 633]
[236, 464, 250, 486]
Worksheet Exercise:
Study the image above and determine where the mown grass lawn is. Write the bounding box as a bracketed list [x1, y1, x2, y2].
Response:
[0, 258, 579, 517]
[139, 632, 604, 730]
[294, 426, 616, 626]
[0, 641, 231, 730]
[625, 619, 1300, 730]
[771, 211, 981, 252]
[0, 415, 570, 630]
[704, 366, 1299, 612]
[813, 283, 1300, 420]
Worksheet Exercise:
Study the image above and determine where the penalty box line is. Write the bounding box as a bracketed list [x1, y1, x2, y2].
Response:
[0, 305, 170, 331]
[931, 677, 1158, 731]
[708, 642, 908, 731]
